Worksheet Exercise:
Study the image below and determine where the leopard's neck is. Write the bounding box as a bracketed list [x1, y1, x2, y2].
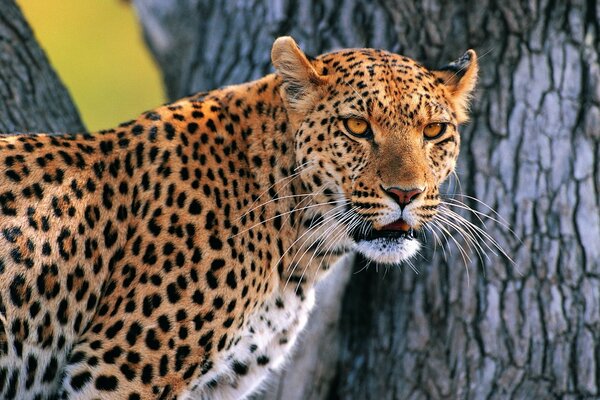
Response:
[209, 76, 352, 298]
[111, 74, 352, 297]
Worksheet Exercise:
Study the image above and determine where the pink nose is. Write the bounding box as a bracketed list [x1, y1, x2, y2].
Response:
[384, 187, 424, 209]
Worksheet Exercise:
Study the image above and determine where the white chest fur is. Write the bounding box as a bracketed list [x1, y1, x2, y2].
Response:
[184, 284, 316, 400]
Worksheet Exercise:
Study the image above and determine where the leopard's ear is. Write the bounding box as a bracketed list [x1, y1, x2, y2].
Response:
[271, 36, 325, 113]
[433, 50, 478, 123]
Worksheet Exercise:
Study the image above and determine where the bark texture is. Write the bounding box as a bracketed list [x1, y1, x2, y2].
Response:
[0, 0, 84, 133]
[131, 1, 600, 398]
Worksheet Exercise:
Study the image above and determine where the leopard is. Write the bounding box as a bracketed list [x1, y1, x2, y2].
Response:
[0, 36, 478, 399]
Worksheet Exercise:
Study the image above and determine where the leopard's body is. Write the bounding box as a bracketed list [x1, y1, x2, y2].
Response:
[0, 37, 477, 399]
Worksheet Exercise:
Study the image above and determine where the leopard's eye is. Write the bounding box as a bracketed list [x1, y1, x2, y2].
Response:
[343, 118, 370, 137]
[423, 123, 447, 140]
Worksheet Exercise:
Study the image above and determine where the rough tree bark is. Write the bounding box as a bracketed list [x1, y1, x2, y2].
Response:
[132, 0, 600, 399]
[0, 0, 84, 133]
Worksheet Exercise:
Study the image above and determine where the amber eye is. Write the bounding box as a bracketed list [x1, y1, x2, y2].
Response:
[343, 118, 371, 137]
[423, 123, 448, 139]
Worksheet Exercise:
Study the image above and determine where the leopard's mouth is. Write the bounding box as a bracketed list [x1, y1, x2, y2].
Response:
[352, 218, 416, 241]
[351, 217, 421, 264]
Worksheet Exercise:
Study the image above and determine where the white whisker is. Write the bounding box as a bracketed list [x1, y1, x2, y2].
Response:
[430, 219, 472, 286]
[269, 203, 350, 284]
[295, 209, 360, 292]
[229, 199, 347, 239]
[237, 160, 314, 221]
[284, 206, 357, 291]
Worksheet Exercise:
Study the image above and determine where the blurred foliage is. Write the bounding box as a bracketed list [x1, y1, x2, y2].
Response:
[17, 0, 164, 131]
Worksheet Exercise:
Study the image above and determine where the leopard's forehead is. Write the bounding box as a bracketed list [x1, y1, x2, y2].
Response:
[318, 48, 439, 90]
[318, 49, 453, 127]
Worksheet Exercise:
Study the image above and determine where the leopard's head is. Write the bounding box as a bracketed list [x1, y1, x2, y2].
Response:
[272, 37, 478, 265]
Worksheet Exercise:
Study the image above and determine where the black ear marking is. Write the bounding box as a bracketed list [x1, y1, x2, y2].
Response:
[438, 50, 475, 78]
[431, 50, 478, 123]
[283, 81, 306, 101]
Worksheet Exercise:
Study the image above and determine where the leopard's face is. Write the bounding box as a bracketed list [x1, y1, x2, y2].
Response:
[273, 38, 478, 265]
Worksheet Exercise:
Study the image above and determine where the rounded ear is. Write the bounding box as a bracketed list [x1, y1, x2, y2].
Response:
[271, 36, 325, 112]
[433, 50, 479, 123]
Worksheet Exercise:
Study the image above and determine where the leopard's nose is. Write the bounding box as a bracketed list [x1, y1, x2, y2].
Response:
[383, 186, 424, 211]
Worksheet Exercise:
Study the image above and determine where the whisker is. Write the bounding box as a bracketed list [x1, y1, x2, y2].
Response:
[405, 258, 419, 274]
[297, 210, 360, 291]
[434, 212, 490, 267]
[443, 193, 512, 228]
[442, 198, 511, 231]
[270, 203, 350, 283]
[237, 160, 314, 221]
[317, 210, 365, 273]
[285, 206, 358, 291]
[354, 257, 373, 275]
[427, 222, 451, 261]
[289, 206, 357, 272]
[423, 224, 445, 261]
[439, 206, 517, 267]
[242, 193, 324, 217]
[430, 219, 472, 286]
[229, 199, 347, 239]
[278, 185, 327, 230]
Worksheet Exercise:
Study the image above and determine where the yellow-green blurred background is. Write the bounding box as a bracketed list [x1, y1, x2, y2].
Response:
[17, 0, 164, 131]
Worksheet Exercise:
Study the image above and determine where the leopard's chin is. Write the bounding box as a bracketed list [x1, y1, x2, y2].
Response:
[351, 218, 421, 264]
[354, 236, 421, 265]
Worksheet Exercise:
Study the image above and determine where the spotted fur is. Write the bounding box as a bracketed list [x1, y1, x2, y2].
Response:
[0, 37, 477, 399]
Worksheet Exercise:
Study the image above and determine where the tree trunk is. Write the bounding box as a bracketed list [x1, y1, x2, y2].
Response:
[0, 0, 84, 133]
[143, 0, 599, 398]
